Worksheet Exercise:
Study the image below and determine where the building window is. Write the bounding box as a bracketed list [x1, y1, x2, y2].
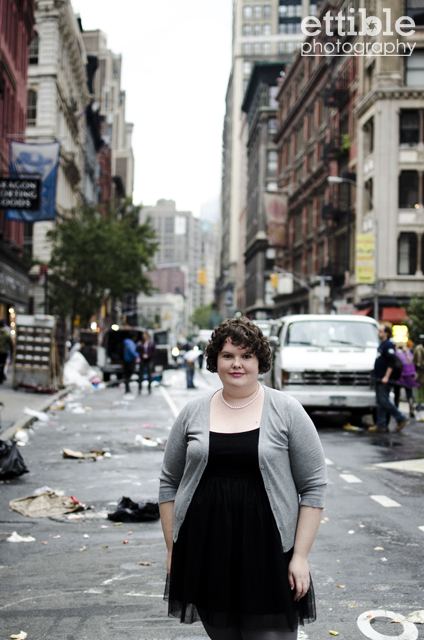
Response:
[254, 5, 262, 18]
[279, 42, 286, 53]
[243, 43, 251, 55]
[243, 6, 252, 19]
[263, 23, 271, 35]
[269, 86, 279, 107]
[264, 5, 271, 17]
[253, 42, 262, 54]
[243, 78, 249, 93]
[243, 60, 252, 75]
[406, 0, 424, 26]
[399, 170, 419, 208]
[29, 31, 39, 64]
[165, 217, 174, 233]
[267, 182, 278, 192]
[253, 23, 261, 36]
[405, 50, 424, 87]
[267, 150, 278, 175]
[243, 24, 252, 36]
[400, 110, 419, 145]
[26, 89, 37, 125]
[363, 117, 374, 155]
[309, 3, 318, 16]
[263, 42, 271, 54]
[268, 118, 278, 134]
[398, 233, 417, 275]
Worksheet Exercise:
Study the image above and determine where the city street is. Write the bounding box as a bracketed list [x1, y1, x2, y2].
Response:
[1, 370, 424, 640]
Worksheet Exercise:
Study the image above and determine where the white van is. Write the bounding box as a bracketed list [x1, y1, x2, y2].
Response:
[264, 314, 379, 421]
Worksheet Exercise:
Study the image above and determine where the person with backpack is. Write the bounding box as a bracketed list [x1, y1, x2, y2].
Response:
[123, 333, 138, 394]
[369, 324, 408, 433]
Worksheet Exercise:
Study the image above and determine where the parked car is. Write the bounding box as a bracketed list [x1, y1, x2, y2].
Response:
[263, 314, 379, 422]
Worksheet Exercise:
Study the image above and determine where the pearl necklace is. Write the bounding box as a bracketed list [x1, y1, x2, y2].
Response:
[220, 383, 261, 410]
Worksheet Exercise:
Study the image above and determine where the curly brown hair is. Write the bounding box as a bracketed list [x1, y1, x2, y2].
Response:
[205, 317, 272, 374]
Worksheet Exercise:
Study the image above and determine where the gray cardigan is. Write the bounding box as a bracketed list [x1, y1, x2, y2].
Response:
[159, 386, 327, 552]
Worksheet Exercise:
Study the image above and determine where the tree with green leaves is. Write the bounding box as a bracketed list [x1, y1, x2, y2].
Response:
[407, 296, 424, 344]
[191, 303, 213, 330]
[46, 204, 158, 326]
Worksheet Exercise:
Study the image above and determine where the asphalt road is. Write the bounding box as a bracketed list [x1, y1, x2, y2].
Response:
[1, 369, 423, 640]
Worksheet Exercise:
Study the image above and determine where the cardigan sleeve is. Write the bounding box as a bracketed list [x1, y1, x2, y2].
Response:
[286, 396, 327, 508]
[158, 405, 189, 504]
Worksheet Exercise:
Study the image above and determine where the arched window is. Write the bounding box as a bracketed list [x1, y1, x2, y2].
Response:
[27, 89, 37, 126]
[29, 31, 39, 64]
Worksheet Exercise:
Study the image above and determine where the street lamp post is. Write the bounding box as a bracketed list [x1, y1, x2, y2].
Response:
[327, 176, 379, 320]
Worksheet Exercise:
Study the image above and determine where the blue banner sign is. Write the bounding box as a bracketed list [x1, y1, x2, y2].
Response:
[6, 141, 60, 222]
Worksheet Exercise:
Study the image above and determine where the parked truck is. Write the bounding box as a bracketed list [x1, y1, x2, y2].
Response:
[263, 314, 379, 423]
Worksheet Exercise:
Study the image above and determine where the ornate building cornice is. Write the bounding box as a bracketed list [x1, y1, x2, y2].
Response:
[355, 87, 424, 120]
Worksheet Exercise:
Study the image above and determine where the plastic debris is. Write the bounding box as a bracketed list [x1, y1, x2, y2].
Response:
[123, 540, 129, 544]
[374, 546, 384, 550]
[348, 530, 355, 534]
[83, 534, 90, 539]
[64, 351, 99, 388]
[10, 632, 27, 639]
[68, 513, 84, 520]
[0, 439, 29, 479]
[335, 584, 345, 588]
[405, 610, 424, 623]
[108, 497, 160, 523]
[14, 429, 29, 446]
[72, 407, 86, 414]
[63, 448, 85, 459]
[343, 424, 363, 432]
[23, 407, 49, 422]
[50, 400, 65, 411]
[137, 561, 154, 566]
[135, 435, 158, 447]
[380, 557, 388, 562]
[80, 546, 88, 551]
[6, 532, 35, 543]
[329, 632, 339, 636]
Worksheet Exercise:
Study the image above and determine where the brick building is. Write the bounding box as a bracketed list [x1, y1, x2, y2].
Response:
[0, 0, 35, 318]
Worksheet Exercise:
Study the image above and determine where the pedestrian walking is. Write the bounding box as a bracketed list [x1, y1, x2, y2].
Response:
[159, 317, 327, 640]
[197, 340, 205, 369]
[393, 342, 418, 418]
[183, 347, 200, 388]
[137, 331, 157, 394]
[122, 332, 138, 394]
[369, 324, 408, 433]
[0, 319, 14, 384]
[413, 335, 424, 410]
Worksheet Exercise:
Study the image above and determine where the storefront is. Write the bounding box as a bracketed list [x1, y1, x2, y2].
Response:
[0, 257, 30, 321]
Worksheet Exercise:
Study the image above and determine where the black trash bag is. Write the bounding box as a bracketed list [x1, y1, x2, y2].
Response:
[0, 439, 30, 480]
[107, 496, 160, 522]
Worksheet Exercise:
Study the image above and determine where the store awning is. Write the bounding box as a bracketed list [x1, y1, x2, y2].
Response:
[381, 307, 409, 323]
[354, 307, 372, 316]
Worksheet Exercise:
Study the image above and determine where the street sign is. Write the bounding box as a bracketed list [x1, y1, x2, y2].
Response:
[0, 176, 41, 211]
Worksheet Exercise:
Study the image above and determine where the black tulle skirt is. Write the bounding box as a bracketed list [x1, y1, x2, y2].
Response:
[165, 429, 316, 632]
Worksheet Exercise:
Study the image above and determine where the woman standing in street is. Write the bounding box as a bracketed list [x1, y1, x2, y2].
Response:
[393, 342, 418, 418]
[159, 317, 327, 640]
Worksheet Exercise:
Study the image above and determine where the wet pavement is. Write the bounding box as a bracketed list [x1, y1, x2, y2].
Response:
[1, 369, 423, 640]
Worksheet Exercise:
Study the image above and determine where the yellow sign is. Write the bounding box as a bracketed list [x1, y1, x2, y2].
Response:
[355, 234, 375, 284]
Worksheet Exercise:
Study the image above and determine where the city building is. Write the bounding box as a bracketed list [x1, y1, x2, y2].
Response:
[82, 51, 102, 206]
[218, 0, 318, 317]
[354, 0, 424, 320]
[136, 292, 185, 340]
[241, 61, 287, 317]
[25, 0, 90, 313]
[81, 29, 134, 199]
[0, 0, 35, 318]
[139, 199, 202, 326]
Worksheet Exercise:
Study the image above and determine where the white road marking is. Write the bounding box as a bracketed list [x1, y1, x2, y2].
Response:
[340, 473, 362, 483]
[419, 525, 424, 532]
[159, 385, 179, 418]
[357, 609, 418, 640]
[325, 458, 334, 465]
[375, 458, 424, 474]
[370, 495, 401, 508]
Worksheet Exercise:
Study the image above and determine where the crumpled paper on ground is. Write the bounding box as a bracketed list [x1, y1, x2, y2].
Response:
[6, 531, 35, 542]
[9, 490, 84, 518]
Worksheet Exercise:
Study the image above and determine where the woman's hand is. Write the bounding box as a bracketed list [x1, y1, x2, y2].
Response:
[288, 554, 310, 601]
[167, 549, 172, 575]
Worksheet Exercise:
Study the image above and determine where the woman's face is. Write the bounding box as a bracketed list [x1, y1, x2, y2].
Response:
[217, 338, 259, 388]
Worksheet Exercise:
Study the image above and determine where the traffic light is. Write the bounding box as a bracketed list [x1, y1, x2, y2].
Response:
[197, 269, 206, 285]
[270, 273, 278, 289]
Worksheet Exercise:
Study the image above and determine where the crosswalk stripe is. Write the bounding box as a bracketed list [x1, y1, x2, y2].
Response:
[419, 526, 424, 533]
[325, 458, 334, 465]
[340, 473, 362, 483]
[370, 495, 401, 508]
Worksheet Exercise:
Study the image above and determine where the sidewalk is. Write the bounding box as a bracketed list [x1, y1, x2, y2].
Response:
[0, 368, 71, 440]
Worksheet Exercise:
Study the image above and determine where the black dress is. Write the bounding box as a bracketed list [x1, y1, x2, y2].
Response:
[165, 428, 316, 632]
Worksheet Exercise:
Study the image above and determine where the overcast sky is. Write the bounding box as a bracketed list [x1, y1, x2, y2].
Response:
[75, 0, 232, 218]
